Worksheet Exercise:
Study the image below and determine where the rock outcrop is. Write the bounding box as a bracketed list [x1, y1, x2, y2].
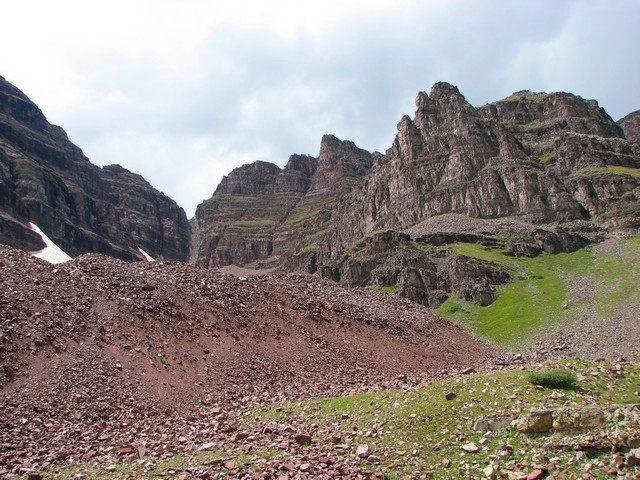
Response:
[193, 135, 373, 271]
[618, 109, 640, 153]
[0, 75, 190, 261]
[193, 83, 640, 306]
[319, 85, 639, 261]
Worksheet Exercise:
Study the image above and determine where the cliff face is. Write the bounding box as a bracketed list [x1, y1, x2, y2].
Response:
[192, 82, 640, 307]
[193, 157, 315, 269]
[318, 84, 639, 262]
[618, 110, 640, 153]
[0, 75, 190, 261]
[193, 135, 373, 270]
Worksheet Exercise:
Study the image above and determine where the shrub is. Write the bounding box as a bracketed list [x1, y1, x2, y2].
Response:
[528, 369, 577, 389]
[445, 303, 463, 314]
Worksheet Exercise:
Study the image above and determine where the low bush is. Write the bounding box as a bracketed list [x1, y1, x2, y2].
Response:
[528, 369, 578, 389]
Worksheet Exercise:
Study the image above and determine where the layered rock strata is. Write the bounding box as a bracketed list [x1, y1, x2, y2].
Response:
[192, 83, 640, 306]
[0, 75, 190, 261]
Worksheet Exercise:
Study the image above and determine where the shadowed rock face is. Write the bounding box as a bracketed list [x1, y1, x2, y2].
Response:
[0, 75, 190, 261]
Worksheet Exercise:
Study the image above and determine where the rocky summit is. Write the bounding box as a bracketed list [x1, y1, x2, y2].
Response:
[0, 75, 190, 261]
[191, 83, 640, 308]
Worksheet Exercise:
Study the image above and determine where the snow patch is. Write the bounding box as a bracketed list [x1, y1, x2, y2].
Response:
[29, 223, 72, 264]
[138, 247, 156, 262]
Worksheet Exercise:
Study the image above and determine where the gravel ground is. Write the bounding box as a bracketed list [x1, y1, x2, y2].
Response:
[0, 244, 503, 475]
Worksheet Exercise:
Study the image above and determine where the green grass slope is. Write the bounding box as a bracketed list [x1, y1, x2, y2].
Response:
[435, 235, 640, 349]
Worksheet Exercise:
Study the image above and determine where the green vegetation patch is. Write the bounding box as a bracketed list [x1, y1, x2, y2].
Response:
[567, 165, 640, 181]
[227, 219, 277, 229]
[528, 369, 578, 389]
[534, 150, 556, 163]
[607, 165, 640, 177]
[369, 284, 396, 294]
[500, 92, 545, 103]
[437, 236, 640, 349]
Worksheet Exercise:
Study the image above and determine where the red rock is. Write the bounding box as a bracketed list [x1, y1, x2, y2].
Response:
[293, 433, 312, 445]
[356, 444, 370, 458]
[461, 442, 479, 453]
[527, 469, 547, 480]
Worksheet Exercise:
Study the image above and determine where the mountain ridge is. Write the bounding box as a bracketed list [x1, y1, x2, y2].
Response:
[0, 75, 191, 261]
[1, 74, 640, 301]
[192, 83, 640, 294]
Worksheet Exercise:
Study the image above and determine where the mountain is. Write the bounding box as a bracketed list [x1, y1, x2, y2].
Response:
[0, 75, 190, 261]
[193, 135, 374, 272]
[2, 75, 639, 310]
[192, 83, 640, 308]
[618, 109, 640, 151]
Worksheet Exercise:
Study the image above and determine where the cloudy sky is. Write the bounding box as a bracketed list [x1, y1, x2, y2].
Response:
[1, 0, 638, 216]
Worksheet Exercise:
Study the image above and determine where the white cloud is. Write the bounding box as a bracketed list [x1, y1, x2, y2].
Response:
[1, 0, 638, 217]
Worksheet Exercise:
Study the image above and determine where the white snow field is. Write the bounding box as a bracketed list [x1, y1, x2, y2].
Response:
[138, 247, 156, 262]
[29, 223, 72, 264]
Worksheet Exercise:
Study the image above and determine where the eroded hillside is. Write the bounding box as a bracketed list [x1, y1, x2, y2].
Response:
[0, 243, 500, 473]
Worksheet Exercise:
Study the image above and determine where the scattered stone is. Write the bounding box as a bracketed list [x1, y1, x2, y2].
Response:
[462, 442, 479, 453]
[356, 444, 370, 458]
[367, 454, 381, 464]
[526, 468, 547, 480]
[626, 448, 640, 467]
[483, 464, 496, 479]
[511, 411, 553, 433]
[199, 442, 217, 451]
[293, 433, 312, 445]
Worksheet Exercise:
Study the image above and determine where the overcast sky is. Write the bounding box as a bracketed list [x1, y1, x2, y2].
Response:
[1, 0, 638, 216]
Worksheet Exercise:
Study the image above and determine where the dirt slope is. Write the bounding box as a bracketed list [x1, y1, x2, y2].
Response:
[0, 244, 501, 471]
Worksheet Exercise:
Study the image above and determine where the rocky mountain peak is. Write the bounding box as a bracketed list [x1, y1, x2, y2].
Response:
[413, 82, 475, 133]
[0, 75, 48, 132]
[214, 160, 282, 196]
[488, 90, 623, 139]
[309, 134, 374, 192]
[284, 153, 318, 177]
[618, 110, 640, 152]
[0, 75, 190, 261]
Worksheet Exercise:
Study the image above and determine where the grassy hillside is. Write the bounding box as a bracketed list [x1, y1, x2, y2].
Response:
[435, 235, 640, 349]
